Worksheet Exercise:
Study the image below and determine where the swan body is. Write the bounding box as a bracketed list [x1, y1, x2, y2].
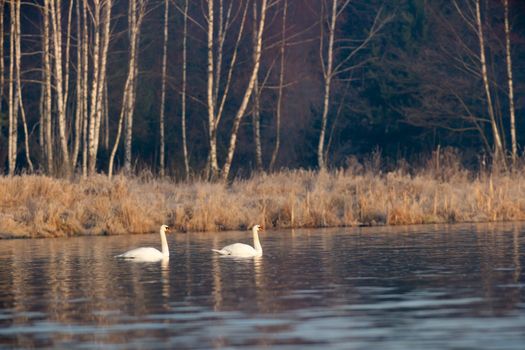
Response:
[212, 225, 263, 257]
[116, 225, 171, 262]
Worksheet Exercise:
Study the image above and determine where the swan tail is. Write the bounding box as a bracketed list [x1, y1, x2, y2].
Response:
[211, 249, 230, 255]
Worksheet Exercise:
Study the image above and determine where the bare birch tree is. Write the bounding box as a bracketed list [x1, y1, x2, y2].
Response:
[14, 1, 33, 172]
[269, 0, 287, 172]
[8, 0, 19, 175]
[181, 0, 190, 178]
[48, 0, 71, 174]
[159, 0, 169, 177]
[317, 0, 389, 169]
[317, 0, 338, 170]
[221, 0, 268, 180]
[88, 0, 112, 175]
[109, 0, 145, 176]
[124, 0, 146, 174]
[206, 0, 219, 178]
[503, 0, 517, 165]
[206, 0, 249, 179]
[474, 0, 505, 165]
[81, 0, 89, 175]
[42, 0, 54, 174]
[251, 0, 263, 172]
[72, 0, 83, 169]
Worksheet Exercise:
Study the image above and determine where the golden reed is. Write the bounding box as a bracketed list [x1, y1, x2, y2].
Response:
[0, 167, 523, 238]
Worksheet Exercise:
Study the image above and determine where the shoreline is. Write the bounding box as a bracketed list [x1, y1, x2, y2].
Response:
[0, 169, 524, 239]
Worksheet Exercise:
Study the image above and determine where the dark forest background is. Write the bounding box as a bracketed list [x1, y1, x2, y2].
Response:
[1, 0, 524, 178]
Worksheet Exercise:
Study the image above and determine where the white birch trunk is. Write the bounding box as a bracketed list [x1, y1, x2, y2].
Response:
[207, 0, 219, 178]
[181, 0, 190, 178]
[318, 0, 337, 170]
[503, 0, 517, 165]
[42, 0, 53, 174]
[221, 0, 268, 180]
[87, 0, 101, 175]
[475, 0, 504, 164]
[14, 1, 33, 172]
[108, 74, 130, 178]
[159, 0, 169, 177]
[48, 0, 71, 174]
[72, 0, 83, 169]
[81, 0, 89, 176]
[252, 0, 263, 171]
[123, 0, 145, 174]
[94, 0, 111, 166]
[8, 0, 18, 175]
[269, 0, 287, 172]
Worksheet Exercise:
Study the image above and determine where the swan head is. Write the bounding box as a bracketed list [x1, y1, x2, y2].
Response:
[252, 224, 263, 233]
[161, 224, 170, 234]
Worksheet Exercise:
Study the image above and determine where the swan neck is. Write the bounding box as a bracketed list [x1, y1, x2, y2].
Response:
[160, 229, 169, 257]
[253, 230, 262, 254]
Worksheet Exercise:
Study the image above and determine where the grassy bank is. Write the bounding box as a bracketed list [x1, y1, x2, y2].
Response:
[0, 167, 524, 238]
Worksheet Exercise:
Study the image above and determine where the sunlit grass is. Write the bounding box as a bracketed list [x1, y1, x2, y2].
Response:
[1, 163, 524, 238]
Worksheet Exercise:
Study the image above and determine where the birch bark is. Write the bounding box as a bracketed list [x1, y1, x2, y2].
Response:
[503, 0, 517, 165]
[14, 1, 33, 172]
[207, 0, 219, 178]
[48, 0, 71, 174]
[475, 0, 504, 164]
[8, 0, 18, 175]
[181, 0, 190, 178]
[269, 0, 287, 171]
[317, 0, 337, 170]
[221, 0, 268, 180]
[42, 0, 53, 174]
[252, 0, 263, 171]
[159, 0, 169, 177]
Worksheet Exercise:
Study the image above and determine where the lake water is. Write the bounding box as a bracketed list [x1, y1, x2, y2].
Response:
[0, 223, 524, 349]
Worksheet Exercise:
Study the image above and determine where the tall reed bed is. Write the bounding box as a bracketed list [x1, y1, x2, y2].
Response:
[0, 166, 524, 238]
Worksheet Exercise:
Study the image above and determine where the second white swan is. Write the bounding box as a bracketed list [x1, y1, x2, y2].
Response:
[116, 224, 171, 262]
[212, 224, 263, 257]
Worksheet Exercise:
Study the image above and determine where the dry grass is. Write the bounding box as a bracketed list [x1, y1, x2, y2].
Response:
[0, 165, 524, 238]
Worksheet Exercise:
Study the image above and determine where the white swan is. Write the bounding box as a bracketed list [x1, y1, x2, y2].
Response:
[212, 225, 263, 257]
[116, 225, 171, 262]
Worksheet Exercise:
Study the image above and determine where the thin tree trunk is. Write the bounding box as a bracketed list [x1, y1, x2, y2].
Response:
[81, 0, 89, 176]
[252, 0, 263, 172]
[87, 0, 112, 175]
[8, 0, 18, 175]
[14, 1, 33, 172]
[108, 76, 130, 178]
[270, 0, 287, 172]
[42, 0, 53, 174]
[221, 0, 268, 180]
[503, 0, 517, 166]
[159, 0, 169, 177]
[124, 0, 145, 174]
[109, 0, 143, 176]
[63, 0, 74, 120]
[475, 0, 504, 165]
[318, 0, 337, 170]
[104, 80, 109, 149]
[72, 0, 83, 169]
[87, 0, 101, 175]
[181, 0, 190, 179]
[207, 0, 219, 178]
[48, 0, 71, 175]
[94, 0, 111, 164]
